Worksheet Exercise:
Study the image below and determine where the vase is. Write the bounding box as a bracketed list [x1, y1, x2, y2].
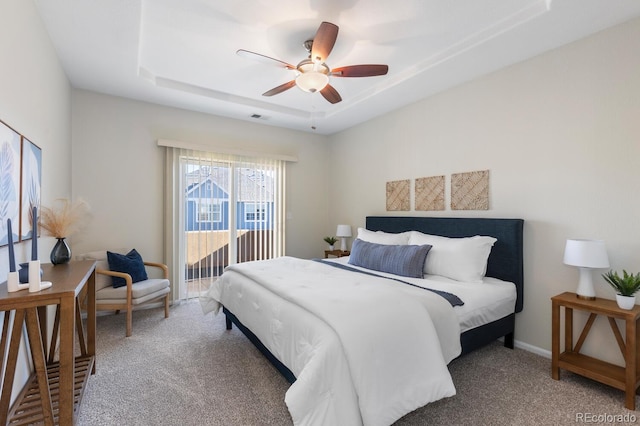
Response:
[50, 238, 71, 265]
[328, 245, 334, 251]
[18, 262, 43, 284]
[616, 294, 636, 310]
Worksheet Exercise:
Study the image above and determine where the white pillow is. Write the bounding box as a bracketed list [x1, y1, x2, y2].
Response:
[408, 231, 497, 283]
[357, 227, 410, 245]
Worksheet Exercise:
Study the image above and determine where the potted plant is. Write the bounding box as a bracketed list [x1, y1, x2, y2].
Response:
[323, 236, 338, 250]
[602, 270, 640, 310]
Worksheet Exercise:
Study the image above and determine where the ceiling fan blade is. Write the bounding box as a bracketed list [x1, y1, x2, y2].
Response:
[311, 22, 339, 63]
[262, 80, 296, 97]
[331, 65, 389, 77]
[320, 84, 342, 104]
[237, 49, 295, 69]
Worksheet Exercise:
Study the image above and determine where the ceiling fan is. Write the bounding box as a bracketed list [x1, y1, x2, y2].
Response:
[237, 21, 389, 104]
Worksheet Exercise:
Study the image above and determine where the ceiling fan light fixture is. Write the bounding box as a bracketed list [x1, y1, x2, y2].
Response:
[296, 72, 329, 93]
[296, 59, 329, 93]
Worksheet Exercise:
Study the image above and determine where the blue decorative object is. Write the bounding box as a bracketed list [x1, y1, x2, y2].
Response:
[107, 249, 148, 288]
[50, 238, 71, 265]
[18, 263, 28, 283]
[7, 218, 16, 272]
[19, 210, 43, 283]
[18, 262, 42, 284]
[31, 206, 38, 260]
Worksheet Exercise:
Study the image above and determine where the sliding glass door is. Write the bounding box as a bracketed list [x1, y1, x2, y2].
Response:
[174, 150, 285, 300]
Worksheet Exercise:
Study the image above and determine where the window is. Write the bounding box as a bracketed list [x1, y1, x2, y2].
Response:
[197, 200, 221, 223]
[245, 202, 266, 222]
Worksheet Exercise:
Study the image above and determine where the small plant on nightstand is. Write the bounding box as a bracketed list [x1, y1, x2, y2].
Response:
[602, 270, 640, 310]
[324, 236, 338, 250]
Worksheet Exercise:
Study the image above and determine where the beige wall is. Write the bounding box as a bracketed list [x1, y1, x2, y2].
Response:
[71, 90, 330, 261]
[328, 18, 640, 362]
[0, 0, 71, 404]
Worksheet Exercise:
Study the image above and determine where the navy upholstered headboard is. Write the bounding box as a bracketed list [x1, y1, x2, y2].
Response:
[366, 216, 524, 313]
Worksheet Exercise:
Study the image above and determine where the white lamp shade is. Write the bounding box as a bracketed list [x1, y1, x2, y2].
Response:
[336, 225, 352, 238]
[563, 239, 610, 268]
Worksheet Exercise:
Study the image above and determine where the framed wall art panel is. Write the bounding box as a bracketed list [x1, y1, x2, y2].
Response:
[20, 137, 42, 240]
[386, 179, 410, 211]
[0, 120, 22, 246]
[415, 175, 445, 211]
[451, 170, 489, 210]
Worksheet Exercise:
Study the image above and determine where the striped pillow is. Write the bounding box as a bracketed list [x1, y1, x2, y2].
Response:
[348, 238, 431, 278]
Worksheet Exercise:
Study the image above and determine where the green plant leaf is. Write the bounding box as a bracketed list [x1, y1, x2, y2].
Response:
[602, 270, 640, 296]
[323, 236, 338, 245]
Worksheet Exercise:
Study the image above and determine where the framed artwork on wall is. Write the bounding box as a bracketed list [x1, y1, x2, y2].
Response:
[415, 175, 445, 211]
[386, 179, 410, 211]
[451, 169, 489, 210]
[0, 120, 22, 246]
[20, 137, 42, 240]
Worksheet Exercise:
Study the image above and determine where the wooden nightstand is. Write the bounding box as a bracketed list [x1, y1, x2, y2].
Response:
[324, 250, 350, 258]
[551, 291, 640, 410]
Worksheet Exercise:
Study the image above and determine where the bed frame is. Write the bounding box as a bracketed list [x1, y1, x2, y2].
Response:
[224, 216, 524, 384]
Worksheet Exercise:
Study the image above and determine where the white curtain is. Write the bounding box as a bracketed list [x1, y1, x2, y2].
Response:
[164, 147, 286, 301]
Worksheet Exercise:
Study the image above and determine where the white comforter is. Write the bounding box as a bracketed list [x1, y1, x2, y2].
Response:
[203, 257, 460, 426]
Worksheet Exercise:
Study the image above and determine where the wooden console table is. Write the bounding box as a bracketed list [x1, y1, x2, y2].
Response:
[552, 291, 640, 410]
[0, 260, 96, 425]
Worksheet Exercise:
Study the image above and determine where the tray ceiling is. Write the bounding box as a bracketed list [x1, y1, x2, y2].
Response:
[35, 0, 640, 134]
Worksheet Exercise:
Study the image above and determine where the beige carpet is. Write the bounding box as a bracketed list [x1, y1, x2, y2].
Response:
[77, 302, 639, 425]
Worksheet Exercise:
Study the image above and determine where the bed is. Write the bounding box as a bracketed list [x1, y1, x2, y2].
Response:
[203, 216, 524, 425]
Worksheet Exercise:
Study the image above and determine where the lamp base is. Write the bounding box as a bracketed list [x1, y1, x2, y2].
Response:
[575, 267, 597, 301]
[576, 294, 596, 301]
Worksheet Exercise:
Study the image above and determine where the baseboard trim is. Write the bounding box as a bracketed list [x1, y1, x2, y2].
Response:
[514, 339, 551, 359]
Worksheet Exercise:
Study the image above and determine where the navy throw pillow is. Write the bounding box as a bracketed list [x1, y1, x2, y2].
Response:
[348, 238, 432, 278]
[107, 249, 148, 288]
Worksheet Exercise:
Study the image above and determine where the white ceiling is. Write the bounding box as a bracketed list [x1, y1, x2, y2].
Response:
[34, 0, 640, 135]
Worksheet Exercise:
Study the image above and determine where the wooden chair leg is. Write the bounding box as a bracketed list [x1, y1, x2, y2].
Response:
[164, 294, 169, 318]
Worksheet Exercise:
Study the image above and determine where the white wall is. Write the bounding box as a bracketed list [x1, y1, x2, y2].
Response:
[71, 90, 330, 261]
[328, 18, 640, 362]
[0, 0, 71, 404]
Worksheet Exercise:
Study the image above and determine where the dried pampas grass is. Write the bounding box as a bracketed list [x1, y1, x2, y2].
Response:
[40, 198, 91, 238]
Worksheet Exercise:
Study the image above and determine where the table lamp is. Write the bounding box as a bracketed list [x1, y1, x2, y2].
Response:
[336, 225, 352, 251]
[563, 239, 610, 300]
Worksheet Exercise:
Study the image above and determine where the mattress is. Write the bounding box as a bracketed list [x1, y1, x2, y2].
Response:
[325, 256, 517, 333]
